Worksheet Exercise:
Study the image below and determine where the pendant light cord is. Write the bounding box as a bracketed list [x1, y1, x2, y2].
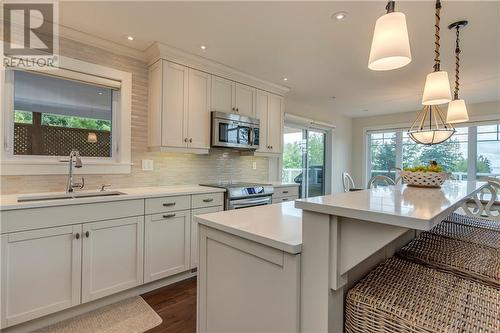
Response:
[433, 0, 442, 72]
[454, 26, 461, 100]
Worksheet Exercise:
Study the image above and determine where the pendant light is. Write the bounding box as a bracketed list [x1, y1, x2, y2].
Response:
[368, 1, 412, 71]
[408, 0, 454, 145]
[446, 20, 469, 123]
[421, 0, 452, 105]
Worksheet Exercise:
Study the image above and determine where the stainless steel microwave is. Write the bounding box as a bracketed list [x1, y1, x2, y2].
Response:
[211, 111, 260, 150]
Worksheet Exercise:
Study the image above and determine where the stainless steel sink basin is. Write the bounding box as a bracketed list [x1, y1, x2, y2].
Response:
[17, 191, 126, 202]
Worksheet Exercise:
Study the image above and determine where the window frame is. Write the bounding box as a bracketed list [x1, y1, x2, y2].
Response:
[0, 56, 132, 175]
[363, 117, 500, 185]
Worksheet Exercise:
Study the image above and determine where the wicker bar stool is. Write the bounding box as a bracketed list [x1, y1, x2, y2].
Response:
[398, 232, 499, 287]
[345, 257, 499, 333]
[444, 212, 500, 232]
[429, 220, 500, 249]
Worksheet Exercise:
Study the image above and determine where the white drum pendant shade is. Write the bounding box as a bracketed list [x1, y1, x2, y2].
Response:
[368, 12, 412, 71]
[446, 99, 469, 123]
[422, 71, 452, 105]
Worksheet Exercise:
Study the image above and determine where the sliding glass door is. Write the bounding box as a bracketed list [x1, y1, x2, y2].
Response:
[282, 125, 326, 198]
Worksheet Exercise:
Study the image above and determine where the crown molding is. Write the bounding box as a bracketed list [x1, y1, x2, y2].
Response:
[57, 24, 147, 62]
[146, 42, 290, 96]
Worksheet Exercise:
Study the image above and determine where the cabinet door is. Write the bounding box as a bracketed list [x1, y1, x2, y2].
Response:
[234, 83, 256, 117]
[267, 94, 284, 154]
[144, 211, 190, 283]
[211, 76, 234, 113]
[190, 206, 224, 268]
[162, 61, 189, 148]
[255, 90, 269, 152]
[1, 225, 82, 328]
[82, 217, 144, 303]
[188, 69, 212, 149]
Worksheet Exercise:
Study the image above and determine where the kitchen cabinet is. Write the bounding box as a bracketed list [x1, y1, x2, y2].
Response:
[211, 76, 256, 117]
[82, 217, 144, 303]
[144, 210, 191, 283]
[190, 205, 224, 268]
[1, 225, 82, 328]
[256, 90, 284, 154]
[272, 185, 299, 204]
[148, 60, 211, 153]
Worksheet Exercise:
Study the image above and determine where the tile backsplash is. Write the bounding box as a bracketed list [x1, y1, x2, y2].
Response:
[0, 38, 269, 195]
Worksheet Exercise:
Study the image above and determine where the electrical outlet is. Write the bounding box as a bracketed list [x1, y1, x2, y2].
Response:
[142, 159, 154, 171]
[252, 161, 257, 170]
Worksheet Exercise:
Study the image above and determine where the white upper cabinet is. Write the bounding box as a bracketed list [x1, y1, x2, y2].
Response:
[211, 76, 255, 117]
[188, 69, 212, 150]
[161, 61, 189, 148]
[211, 76, 234, 113]
[234, 83, 256, 117]
[255, 90, 283, 154]
[149, 60, 211, 153]
[1, 225, 82, 328]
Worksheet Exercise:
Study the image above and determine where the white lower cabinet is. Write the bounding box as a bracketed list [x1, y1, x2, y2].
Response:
[190, 206, 224, 268]
[0, 225, 82, 328]
[144, 210, 191, 283]
[82, 217, 144, 303]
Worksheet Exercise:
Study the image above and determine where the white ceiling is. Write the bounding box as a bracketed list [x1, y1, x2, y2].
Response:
[59, 1, 500, 117]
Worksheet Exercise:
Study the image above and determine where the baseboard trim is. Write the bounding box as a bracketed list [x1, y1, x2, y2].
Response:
[3, 270, 197, 333]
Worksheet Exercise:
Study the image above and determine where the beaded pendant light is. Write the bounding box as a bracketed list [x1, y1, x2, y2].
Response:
[446, 20, 469, 123]
[408, 0, 455, 145]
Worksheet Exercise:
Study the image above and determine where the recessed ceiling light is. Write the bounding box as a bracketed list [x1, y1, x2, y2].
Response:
[127, 36, 134, 41]
[332, 11, 348, 21]
[282, 77, 288, 81]
[200, 45, 207, 50]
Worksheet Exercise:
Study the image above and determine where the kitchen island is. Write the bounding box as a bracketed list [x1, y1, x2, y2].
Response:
[195, 181, 487, 333]
[295, 180, 487, 333]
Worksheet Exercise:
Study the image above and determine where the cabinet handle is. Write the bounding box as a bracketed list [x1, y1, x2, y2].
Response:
[184, 138, 188, 142]
[203, 198, 214, 203]
[189, 138, 193, 143]
[236, 108, 239, 112]
[282, 198, 289, 201]
[283, 190, 289, 194]
[163, 213, 176, 219]
[75, 233, 80, 239]
[85, 231, 90, 238]
[163, 202, 176, 207]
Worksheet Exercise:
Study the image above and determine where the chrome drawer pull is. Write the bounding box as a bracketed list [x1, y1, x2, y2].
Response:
[203, 198, 214, 203]
[163, 213, 176, 219]
[163, 202, 176, 207]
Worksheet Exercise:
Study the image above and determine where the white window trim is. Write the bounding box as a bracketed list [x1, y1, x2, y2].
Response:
[0, 56, 132, 175]
[362, 115, 500, 184]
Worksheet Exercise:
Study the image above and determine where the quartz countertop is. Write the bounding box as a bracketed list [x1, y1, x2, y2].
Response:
[269, 182, 300, 188]
[195, 201, 302, 254]
[295, 181, 486, 231]
[0, 185, 226, 211]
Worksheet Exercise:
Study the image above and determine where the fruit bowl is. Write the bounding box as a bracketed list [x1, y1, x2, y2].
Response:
[401, 171, 449, 188]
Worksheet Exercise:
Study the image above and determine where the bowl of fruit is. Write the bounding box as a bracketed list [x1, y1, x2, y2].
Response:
[401, 161, 450, 188]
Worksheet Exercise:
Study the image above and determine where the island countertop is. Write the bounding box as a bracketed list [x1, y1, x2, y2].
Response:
[195, 201, 302, 254]
[295, 181, 486, 231]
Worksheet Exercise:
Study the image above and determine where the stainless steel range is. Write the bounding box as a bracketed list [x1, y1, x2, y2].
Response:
[200, 182, 274, 210]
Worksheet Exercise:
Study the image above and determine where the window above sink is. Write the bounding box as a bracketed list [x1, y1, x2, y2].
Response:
[0, 56, 133, 175]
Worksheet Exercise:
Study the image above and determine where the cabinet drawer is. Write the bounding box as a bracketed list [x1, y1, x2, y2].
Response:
[192, 193, 224, 209]
[145, 195, 190, 214]
[272, 186, 299, 199]
[272, 196, 297, 204]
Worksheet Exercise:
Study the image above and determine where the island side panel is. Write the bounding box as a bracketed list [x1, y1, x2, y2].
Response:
[197, 224, 300, 333]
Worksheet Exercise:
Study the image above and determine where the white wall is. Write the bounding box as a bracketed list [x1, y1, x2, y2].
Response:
[351, 101, 500, 184]
[285, 96, 353, 194]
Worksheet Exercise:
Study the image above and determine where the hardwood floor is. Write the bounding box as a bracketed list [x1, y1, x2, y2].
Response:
[142, 277, 197, 333]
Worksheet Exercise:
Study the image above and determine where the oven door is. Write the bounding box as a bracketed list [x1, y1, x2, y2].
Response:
[228, 196, 272, 210]
[212, 118, 257, 150]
